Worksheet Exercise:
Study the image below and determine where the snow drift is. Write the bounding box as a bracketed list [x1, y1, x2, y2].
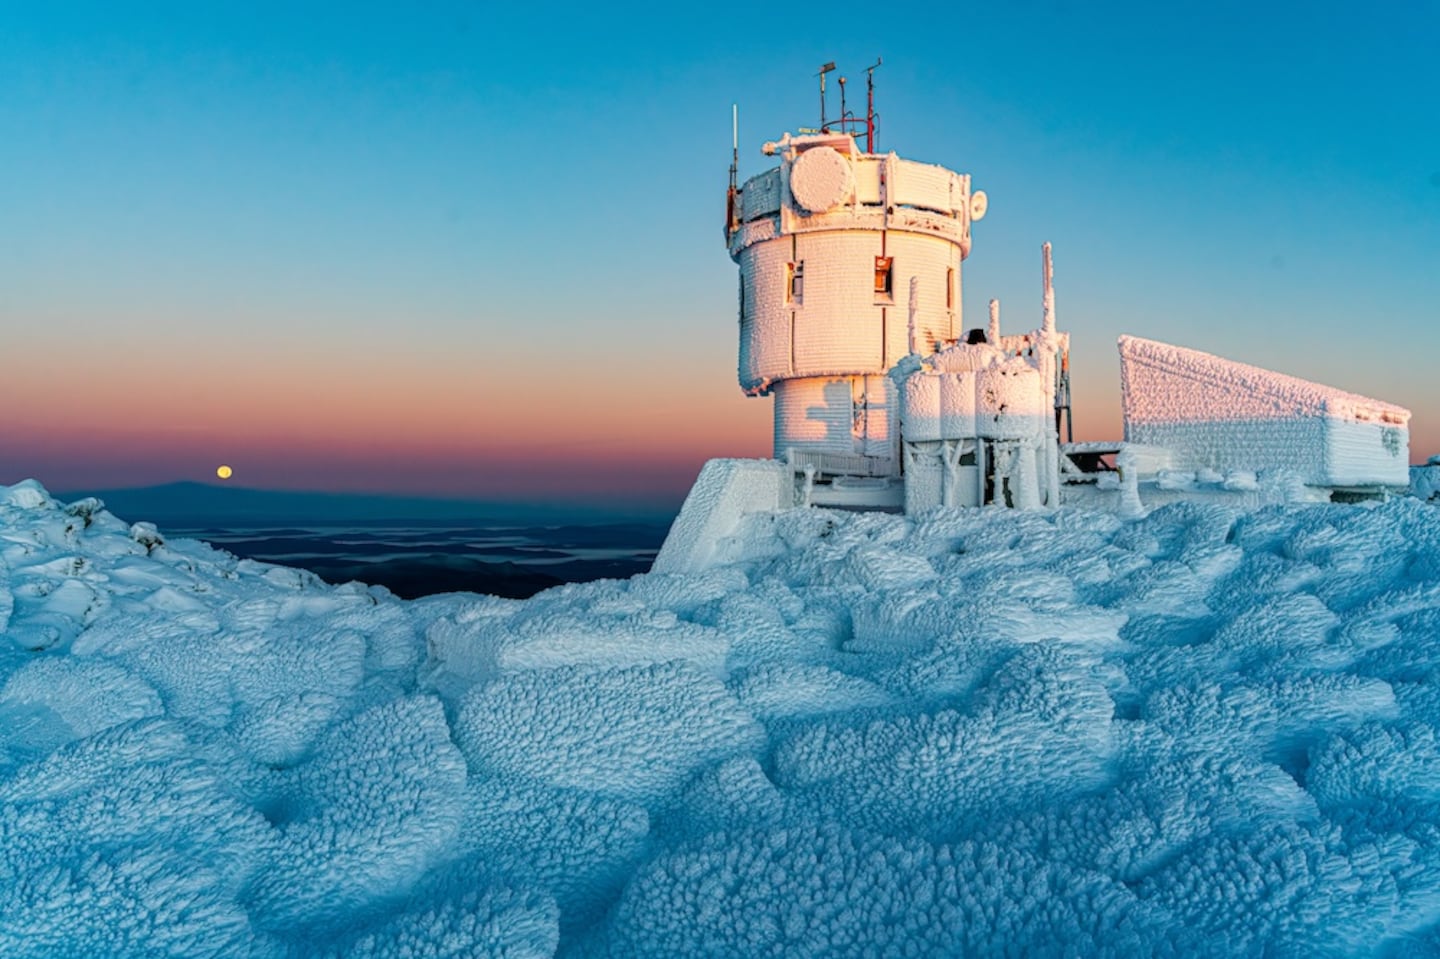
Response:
[5, 478, 1440, 956]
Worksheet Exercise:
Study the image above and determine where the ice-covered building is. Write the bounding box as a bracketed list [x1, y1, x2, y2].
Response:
[729, 129, 990, 509]
[1119, 336, 1410, 493]
[898, 255, 1068, 514]
[654, 84, 1413, 574]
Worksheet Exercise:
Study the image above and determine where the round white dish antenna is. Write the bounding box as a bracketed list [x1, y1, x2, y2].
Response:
[790, 146, 854, 214]
[969, 190, 988, 221]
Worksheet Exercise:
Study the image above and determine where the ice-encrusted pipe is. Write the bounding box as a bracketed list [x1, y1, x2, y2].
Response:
[908, 276, 920, 354]
[1041, 242, 1056, 336]
[988, 298, 1000, 345]
[1116, 446, 1145, 517]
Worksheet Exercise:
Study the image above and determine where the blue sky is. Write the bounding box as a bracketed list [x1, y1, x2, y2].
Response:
[2, 1, 1437, 499]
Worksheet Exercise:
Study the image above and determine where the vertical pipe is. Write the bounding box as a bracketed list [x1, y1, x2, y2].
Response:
[1042, 242, 1056, 335]
[908, 275, 920, 354]
[866, 71, 875, 152]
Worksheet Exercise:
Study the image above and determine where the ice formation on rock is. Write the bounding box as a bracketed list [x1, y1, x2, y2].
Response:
[5, 478, 1440, 955]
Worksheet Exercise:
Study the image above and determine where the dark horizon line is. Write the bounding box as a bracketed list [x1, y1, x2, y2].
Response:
[52, 477, 684, 504]
[48, 479, 685, 526]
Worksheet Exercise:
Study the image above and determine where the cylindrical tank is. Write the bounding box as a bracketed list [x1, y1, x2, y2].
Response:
[976, 366, 1045, 439]
[901, 374, 943, 442]
[940, 371, 979, 438]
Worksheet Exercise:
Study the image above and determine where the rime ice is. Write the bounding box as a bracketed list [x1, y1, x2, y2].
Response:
[1, 89, 1435, 959]
[1120, 335, 1411, 489]
[5, 480, 1440, 955]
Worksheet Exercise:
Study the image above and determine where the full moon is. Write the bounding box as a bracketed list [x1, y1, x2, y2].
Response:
[216, 465, 233, 480]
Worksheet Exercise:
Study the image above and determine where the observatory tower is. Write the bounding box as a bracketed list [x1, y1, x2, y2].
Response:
[725, 69, 988, 506]
[655, 65, 1414, 575]
[655, 62, 1413, 576]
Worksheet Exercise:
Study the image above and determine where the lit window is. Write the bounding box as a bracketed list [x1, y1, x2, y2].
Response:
[874, 256, 893, 301]
[788, 261, 804, 304]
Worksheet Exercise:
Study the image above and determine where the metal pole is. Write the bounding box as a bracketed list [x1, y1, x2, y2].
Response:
[818, 62, 836, 130]
[865, 57, 881, 152]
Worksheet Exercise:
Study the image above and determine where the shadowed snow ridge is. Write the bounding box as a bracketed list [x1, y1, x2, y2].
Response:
[4, 477, 1440, 956]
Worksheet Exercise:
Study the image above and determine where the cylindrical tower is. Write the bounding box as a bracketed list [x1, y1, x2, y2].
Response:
[727, 131, 986, 478]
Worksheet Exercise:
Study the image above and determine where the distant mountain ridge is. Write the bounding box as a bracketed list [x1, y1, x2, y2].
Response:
[192, 522, 666, 599]
[54, 481, 679, 528]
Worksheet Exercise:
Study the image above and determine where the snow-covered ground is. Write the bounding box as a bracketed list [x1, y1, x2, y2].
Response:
[6, 477, 1440, 956]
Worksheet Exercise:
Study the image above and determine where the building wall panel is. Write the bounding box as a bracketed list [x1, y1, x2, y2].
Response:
[737, 240, 795, 391]
[773, 377, 856, 455]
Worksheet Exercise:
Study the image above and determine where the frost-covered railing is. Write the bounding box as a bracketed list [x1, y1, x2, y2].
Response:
[728, 148, 978, 258]
[785, 449, 900, 479]
[736, 156, 972, 224]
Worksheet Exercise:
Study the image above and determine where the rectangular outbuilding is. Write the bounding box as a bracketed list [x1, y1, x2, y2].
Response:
[1119, 336, 1411, 491]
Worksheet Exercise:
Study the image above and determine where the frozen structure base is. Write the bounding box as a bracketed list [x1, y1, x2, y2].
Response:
[658, 334, 1415, 574]
[651, 459, 793, 575]
[1409, 455, 1440, 504]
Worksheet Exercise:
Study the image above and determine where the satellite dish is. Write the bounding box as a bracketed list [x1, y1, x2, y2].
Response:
[790, 146, 854, 214]
[969, 190, 988, 222]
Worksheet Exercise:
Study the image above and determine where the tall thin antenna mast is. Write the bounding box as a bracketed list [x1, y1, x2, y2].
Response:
[1041, 242, 1073, 442]
[1042, 242, 1055, 335]
[817, 62, 836, 129]
[725, 104, 739, 235]
[865, 57, 882, 153]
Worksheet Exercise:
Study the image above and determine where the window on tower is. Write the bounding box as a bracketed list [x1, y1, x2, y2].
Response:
[787, 261, 804, 304]
[946, 268, 955, 310]
[874, 256, 894, 303]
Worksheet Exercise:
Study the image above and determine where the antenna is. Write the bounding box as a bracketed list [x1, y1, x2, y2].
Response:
[1041, 242, 1073, 442]
[1042, 241, 1055, 335]
[725, 104, 739, 236]
[837, 75, 848, 135]
[817, 61, 836, 129]
[732, 103, 739, 172]
[865, 57, 881, 153]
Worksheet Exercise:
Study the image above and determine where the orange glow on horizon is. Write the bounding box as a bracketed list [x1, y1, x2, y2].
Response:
[10, 316, 1432, 500]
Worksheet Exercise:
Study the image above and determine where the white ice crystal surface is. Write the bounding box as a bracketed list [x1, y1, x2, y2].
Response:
[454, 661, 764, 803]
[1118, 336, 1411, 488]
[4, 480, 1440, 956]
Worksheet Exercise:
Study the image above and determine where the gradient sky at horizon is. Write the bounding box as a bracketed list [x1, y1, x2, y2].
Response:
[3, 1, 1438, 504]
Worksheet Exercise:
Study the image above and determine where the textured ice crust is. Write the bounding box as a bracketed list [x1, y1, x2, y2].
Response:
[1120, 335, 1411, 488]
[5, 477, 1440, 955]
